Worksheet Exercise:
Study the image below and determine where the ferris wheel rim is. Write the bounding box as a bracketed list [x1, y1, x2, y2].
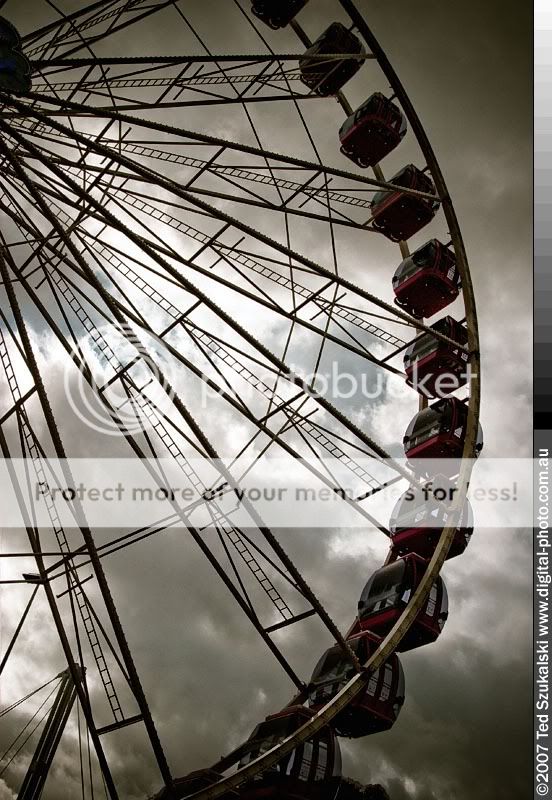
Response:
[159, 2, 481, 796]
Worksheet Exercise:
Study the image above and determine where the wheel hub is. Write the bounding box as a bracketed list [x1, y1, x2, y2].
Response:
[0, 17, 31, 95]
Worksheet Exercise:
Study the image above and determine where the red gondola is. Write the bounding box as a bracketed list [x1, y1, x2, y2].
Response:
[308, 632, 405, 738]
[339, 93, 407, 168]
[357, 555, 448, 652]
[238, 706, 341, 800]
[299, 23, 365, 97]
[250, 0, 308, 29]
[403, 397, 483, 477]
[392, 239, 460, 319]
[403, 316, 469, 398]
[389, 478, 474, 561]
[370, 165, 438, 242]
[152, 769, 238, 800]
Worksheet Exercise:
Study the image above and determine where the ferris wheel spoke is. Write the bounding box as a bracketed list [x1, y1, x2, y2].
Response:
[1, 241, 322, 693]
[0, 584, 40, 677]
[1, 165, 412, 400]
[9, 90, 441, 203]
[0, 275, 144, 800]
[3, 105, 458, 365]
[2, 152, 379, 686]
[33, 159, 370, 296]
[157, 181, 372, 231]
[120, 334, 399, 527]
[31, 57, 293, 87]
[2, 195, 410, 502]
[38, 150, 373, 234]
[5, 227, 402, 792]
[52, 260, 398, 525]
[26, 0, 178, 61]
[86, 144, 373, 216]
[3, 202, 400, 535]
[21, 88, 321, 113]
[227, 1, 345, 382]
[1, 245, 173, 727]
[22, 167, 307, 347]
[32, 52, 376, 70]
[38, 386, 309, 638]
[22, 0, 123, 50]
[169, 0, 326, 403]
[6, 103, 437, 344]
[2, 124, 419, 429]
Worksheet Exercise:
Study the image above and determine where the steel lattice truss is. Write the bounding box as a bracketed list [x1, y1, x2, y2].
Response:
[0, 2, 481, 799]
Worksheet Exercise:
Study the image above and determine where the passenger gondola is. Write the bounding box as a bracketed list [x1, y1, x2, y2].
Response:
[339, 93, 407, 168]
[392, 239, 461, 319]
[403, 397, 483, 477]
[403, 316, 469, 398]
[299, 23, 365, 97]
[389, 478, 474, 560]
[357, 555, 448, 652]
[370, 165, 438, 242]
[250, 0, 309, 29]
[238, 705, 341, 800]
[308, 632, 405, 738]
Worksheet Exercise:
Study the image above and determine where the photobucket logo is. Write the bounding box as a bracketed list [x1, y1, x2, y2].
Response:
[198, 360, 477, 407]
[64, 322, 177, 436]
[406, 361, 477, 399]
[301, 363, 391, 400]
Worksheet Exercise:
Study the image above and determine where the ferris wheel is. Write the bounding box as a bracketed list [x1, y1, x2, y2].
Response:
[0, 2, 482, 799]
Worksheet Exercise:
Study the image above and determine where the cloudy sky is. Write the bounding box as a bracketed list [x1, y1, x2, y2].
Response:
[0, 1, 532, 799]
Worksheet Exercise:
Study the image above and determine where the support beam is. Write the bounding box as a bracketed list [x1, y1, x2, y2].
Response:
[17, 668, 82, 800]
